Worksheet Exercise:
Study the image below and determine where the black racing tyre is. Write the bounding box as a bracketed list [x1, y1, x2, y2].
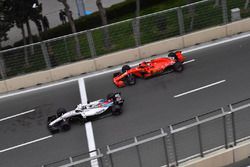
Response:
[112, 105, 122, 115]
[122, 65, 131, 73]
[113, 72, 121, 78]
[60, 120, 71, 131]
[126, 75, 136, 85]
[168, 52, 178, 61]
[173, 62, 184, 72]
[48, 115, 57, 123]
[57, 108, 67, 117]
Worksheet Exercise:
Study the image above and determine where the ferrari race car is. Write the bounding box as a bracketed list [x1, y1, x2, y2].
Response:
[47, 92, 124, 134]
[113, 51, 185, 88]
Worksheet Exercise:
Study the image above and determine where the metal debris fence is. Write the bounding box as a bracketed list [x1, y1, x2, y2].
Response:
[0, 0, 250, 80]
[42, 97, 250, 167]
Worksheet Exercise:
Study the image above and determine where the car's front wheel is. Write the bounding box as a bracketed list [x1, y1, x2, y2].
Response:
[57, 108, 67, 117]
[113, 72, 121, 78]
[122, 65, 131, 73]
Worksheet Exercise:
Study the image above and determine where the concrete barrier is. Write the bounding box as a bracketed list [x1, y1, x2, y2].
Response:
[138, 36, 184, 58]
[0, 81, 7, 93]
[233, 141, 250, 162]
[94, 48, 140, 70]
[50, 59, 96, 81]
[181, 149, 234, 167]
[183, 26, 227, 47]
[5, 70, 52, 91]
[226, 18, 250, 36]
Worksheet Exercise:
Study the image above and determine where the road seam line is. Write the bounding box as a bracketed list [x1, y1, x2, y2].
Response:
[0, 109, 36, 122]
[78, 78, 99, 167]
[174, 80, 226, 98]
[0, 135, 52, 153]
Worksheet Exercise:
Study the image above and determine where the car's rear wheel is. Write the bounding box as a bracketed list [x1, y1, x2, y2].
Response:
[112, 105, 121, 115]
[57, 108, 67, 117]
[173, 62, 184, 72]
[122, 65, 131, 73]
[60, 120, 71, 131]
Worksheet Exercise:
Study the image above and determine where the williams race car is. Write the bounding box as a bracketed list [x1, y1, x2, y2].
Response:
[113, 51, 185, 88]
[47, 92, 124, 134]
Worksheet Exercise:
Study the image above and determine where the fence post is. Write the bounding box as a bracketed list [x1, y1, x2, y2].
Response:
[0, 43, 6, 79]
[40, 42, 52, 68]
[86, 30, 97, 57]
[132, 18, 141, 47]
[97, 149, 104, 167]
[177, 7, 185, 35]
[221, 0, 229, 24]
[171, 133, 178, 166]
[107, 146, 114, 167]
[161, 129, 169, 167]
[229, 104, 237, 146]
[0, 52, 6, 79]
[223, 114, 229, 149]
[167, 125, 178, 166]
[68, 156, 75, 167]
[63, 37, 71, 62]
[196, 117, 204, 157]
[134, 137, 143, 167]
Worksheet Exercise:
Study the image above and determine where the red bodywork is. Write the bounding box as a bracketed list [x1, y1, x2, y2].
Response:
[113, 51, 185, 88]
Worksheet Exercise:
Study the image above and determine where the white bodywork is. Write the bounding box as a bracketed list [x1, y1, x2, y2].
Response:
[49, 99, 113, 126]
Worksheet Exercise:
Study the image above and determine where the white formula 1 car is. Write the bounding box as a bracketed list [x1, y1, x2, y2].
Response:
[47, 92, 124, 134]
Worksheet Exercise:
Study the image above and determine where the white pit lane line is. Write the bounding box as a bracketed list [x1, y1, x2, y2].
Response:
[174, 80, 226, 98]
[78, 78, 99, 167]
[0, 109, 35, 122]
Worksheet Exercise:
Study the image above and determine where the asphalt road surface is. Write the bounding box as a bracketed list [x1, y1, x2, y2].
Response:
[0, 33, 250, 167]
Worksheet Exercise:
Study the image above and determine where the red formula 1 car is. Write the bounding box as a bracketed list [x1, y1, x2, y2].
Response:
[113, 51, 185, 88]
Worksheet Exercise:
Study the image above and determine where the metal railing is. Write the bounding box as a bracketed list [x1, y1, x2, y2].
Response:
[0, 0, 249, 80]
[42, 97, 250, 167]
[42, 149, 103, 167]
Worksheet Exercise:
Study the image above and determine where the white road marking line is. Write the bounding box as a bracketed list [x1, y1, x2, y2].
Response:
[174, 80, 226, 98]
[0, 32, 249, 99]
[78, 78, 99, 167]
[0, 109, 35, 122]
[183, 59, 195, 64]
[0, 135, 52, 153]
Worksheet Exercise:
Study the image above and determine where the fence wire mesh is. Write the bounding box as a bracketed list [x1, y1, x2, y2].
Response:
[0, 0, 249, 80]
[173, 126, 200, 161]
